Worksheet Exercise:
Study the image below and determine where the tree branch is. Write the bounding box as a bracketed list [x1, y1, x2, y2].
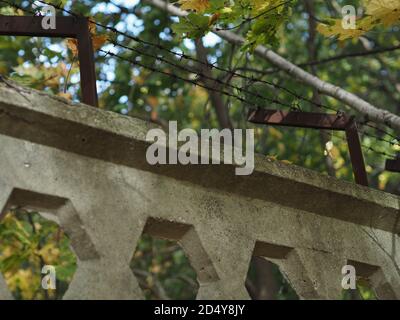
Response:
[143, 0, 400, 133]
[299, 45, 400, 68]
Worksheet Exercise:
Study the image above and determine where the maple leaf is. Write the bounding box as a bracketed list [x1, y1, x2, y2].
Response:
[92, 35, 108, 50]
[57, 92, 73, 100]
[65, 18, 108, 56]
[147, 96, 159, 108]
[208, 12, 220, 26]
[66, 34, 108, 56]
[364, 0, 400, 27]
[317, 17, 374, 41]
[266, 155, 278, 162]
[65, 38, 79, 57]
[178, 0, 210, 13]
[251, 0, 285, 14]
[12, 63, 67, 90]
[88, 18, 97, 35]
[319, 0, 400, 40]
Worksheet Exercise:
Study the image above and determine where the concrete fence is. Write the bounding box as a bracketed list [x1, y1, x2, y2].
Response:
[0, 81, 399, 300]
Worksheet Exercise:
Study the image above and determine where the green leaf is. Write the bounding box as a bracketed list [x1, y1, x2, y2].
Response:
[172, 13, 210, 39]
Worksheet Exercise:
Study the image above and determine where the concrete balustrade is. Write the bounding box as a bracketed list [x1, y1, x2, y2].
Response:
[0, 81, 399, 300]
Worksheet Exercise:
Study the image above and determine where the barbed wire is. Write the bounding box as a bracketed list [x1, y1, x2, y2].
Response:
[2, 0, 399, 159]
[99, 48, 260, 108]
[361, 131, 399, 148]
[362, 121, 398, 141]
[30, 2, 400, 122]
[100, 47, 398, 160]
[32, 0, 339, 112]
[27, 0, 308, 110]
[358, 119, 399, 146]
[38, 0, 398, 147]
[0, 0, 314, 113]
[110, 43, 400, 152]
[109, 41, 294, 109]
[332, 133, 396, 160]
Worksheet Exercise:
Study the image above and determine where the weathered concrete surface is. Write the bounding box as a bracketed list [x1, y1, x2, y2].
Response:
[0, 81, 399, 300]
[0, 273, 12, 300]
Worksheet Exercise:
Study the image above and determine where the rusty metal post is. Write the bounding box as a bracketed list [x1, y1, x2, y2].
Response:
[345, 119, 369, 186]
[247, 109, 350, 130]
[0, 16, 98, 107]
[76, 18, 98, 107]
[248, 108, 369, 186]
[385, 156, 400, 173]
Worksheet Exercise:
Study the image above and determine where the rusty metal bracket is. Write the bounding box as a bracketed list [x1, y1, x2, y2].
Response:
[0, 16, 98, 107]
[385, 156, 400, 173]
[248, 108, 369, 186]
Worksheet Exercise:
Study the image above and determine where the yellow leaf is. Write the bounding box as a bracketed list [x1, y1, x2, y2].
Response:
[65, 18, 107, 56]
[378, 172, 389, 190]
[147, 96, 158, 108]
[268, 126, 283, 139]
[319, 1, 400, 40]
[88, 17, 97, 35]
[209, 13, 220, 26]
[147, 96, 159, 121]
[66, 38, 78, 56]
[317, 17, 373, 40]
[178, 0, 209, 13]
[65, 35, 108, 56]
[133, 75, 145, 85]
[43, 74, 60, 89]
[57, 92, 73, 100]
[92, 34, 108, 50]
[251, 0, 285, 14]
[150, 264, 162, 274]
[365, 0, 400, 27]
[266, 155, 278, 162]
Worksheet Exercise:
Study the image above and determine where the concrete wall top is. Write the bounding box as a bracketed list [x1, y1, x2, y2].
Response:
[0, 81, 398, 235]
